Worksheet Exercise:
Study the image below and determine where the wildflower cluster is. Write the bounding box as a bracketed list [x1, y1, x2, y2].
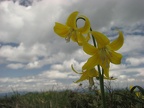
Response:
[54, 11, 124, 108]
[54, 11, 124, 84]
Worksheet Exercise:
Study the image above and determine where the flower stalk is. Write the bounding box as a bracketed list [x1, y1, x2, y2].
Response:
[77, 18, 107, 108]
[91, 28, 107, 108]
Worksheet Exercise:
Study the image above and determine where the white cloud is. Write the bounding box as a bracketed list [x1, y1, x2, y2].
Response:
[7, 63, 24, 69]
[50, 64, 64, 71]
[110, 63, 126, 71]
[0, 0, 65, 45]
[126, 57, 144, 66]
[39, 70, 68, 79]
[0, 43, 47, 63]
[0, 74, 64, 93]
[26, 61, 41, 69]
[120, 35, 144, 54]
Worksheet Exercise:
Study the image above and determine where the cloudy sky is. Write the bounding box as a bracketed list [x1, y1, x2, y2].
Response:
[0, 0, 144, 93]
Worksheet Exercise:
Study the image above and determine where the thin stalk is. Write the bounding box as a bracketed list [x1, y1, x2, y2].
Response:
[77, 17, 107, 108]
[91, 30, 107, 108]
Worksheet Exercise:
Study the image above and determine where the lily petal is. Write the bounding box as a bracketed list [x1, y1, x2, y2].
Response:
[75, 68, 98, 83]
[99, 58, 110, 69]
[77, 33, 90, 45]
[108, 51, 122, 64]
[70, 31, 77, 42]
[76, 32, 85, 46]
[83, 41, 97, 55]
[85, 33, 91, 42]
[92, 31, 110, 48]
[66, 11, 79, 29]
[82, 54, 100, 70]
[104, 76, 117, 80]
[109, 31, 124, 51]
[88, 68, 99, 77]
[103, 67, 109, 78]
[77, 15, 90, 34]
[71, 64, 83, 74]
[75, 71, 89, 83]
[54, 22, 70, 38]
[89, 77, 94, 86]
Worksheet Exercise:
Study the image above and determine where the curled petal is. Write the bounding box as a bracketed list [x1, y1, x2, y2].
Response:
[109, 31, 124, 51]
[77, 15, 91, 34]
[75, 71, 89, 83]
[71, 64, 83, 74]
[74, 68, 98, 83]
[104, 76, 117, 80]
[108, 51, 122, 64]
[92, 31, 110, 49]
[54, 22, 70, 38]
[66, 11, 79, 29]
[83, 41, 97, 55]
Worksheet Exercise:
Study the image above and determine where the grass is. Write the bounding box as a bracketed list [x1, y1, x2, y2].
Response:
[0, 88, 144, 108]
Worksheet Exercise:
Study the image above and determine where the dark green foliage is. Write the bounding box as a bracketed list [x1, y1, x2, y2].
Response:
[0, 90, 71, 108]
[105, 88, 144, 108]
[68, 91, 101, 108]
[0, 89, 144, 108]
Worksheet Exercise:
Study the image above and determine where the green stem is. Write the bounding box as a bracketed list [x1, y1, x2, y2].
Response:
[77, 17, 107, 108]
[100, 69, 107, 108]
[91, 28, 107, 108]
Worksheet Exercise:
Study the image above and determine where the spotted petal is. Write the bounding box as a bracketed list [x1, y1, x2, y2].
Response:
[109, 31, 124, 51]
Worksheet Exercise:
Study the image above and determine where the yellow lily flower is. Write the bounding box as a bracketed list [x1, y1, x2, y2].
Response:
[53, 11, 91, 45]
[71, 65, 98, 87]
[71, 65, 116, 84]
[73, 68, 98, 83]
[82, 31, 124, 77]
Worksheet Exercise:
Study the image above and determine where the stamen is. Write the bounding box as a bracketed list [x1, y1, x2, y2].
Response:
[65, 28, 73, 42]
[65, 34, 71, 42]
[99, 47, 110, 68]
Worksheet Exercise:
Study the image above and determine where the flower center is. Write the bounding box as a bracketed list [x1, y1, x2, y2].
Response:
[99, 46, 112, 68]
[65, 28, 74, 42]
